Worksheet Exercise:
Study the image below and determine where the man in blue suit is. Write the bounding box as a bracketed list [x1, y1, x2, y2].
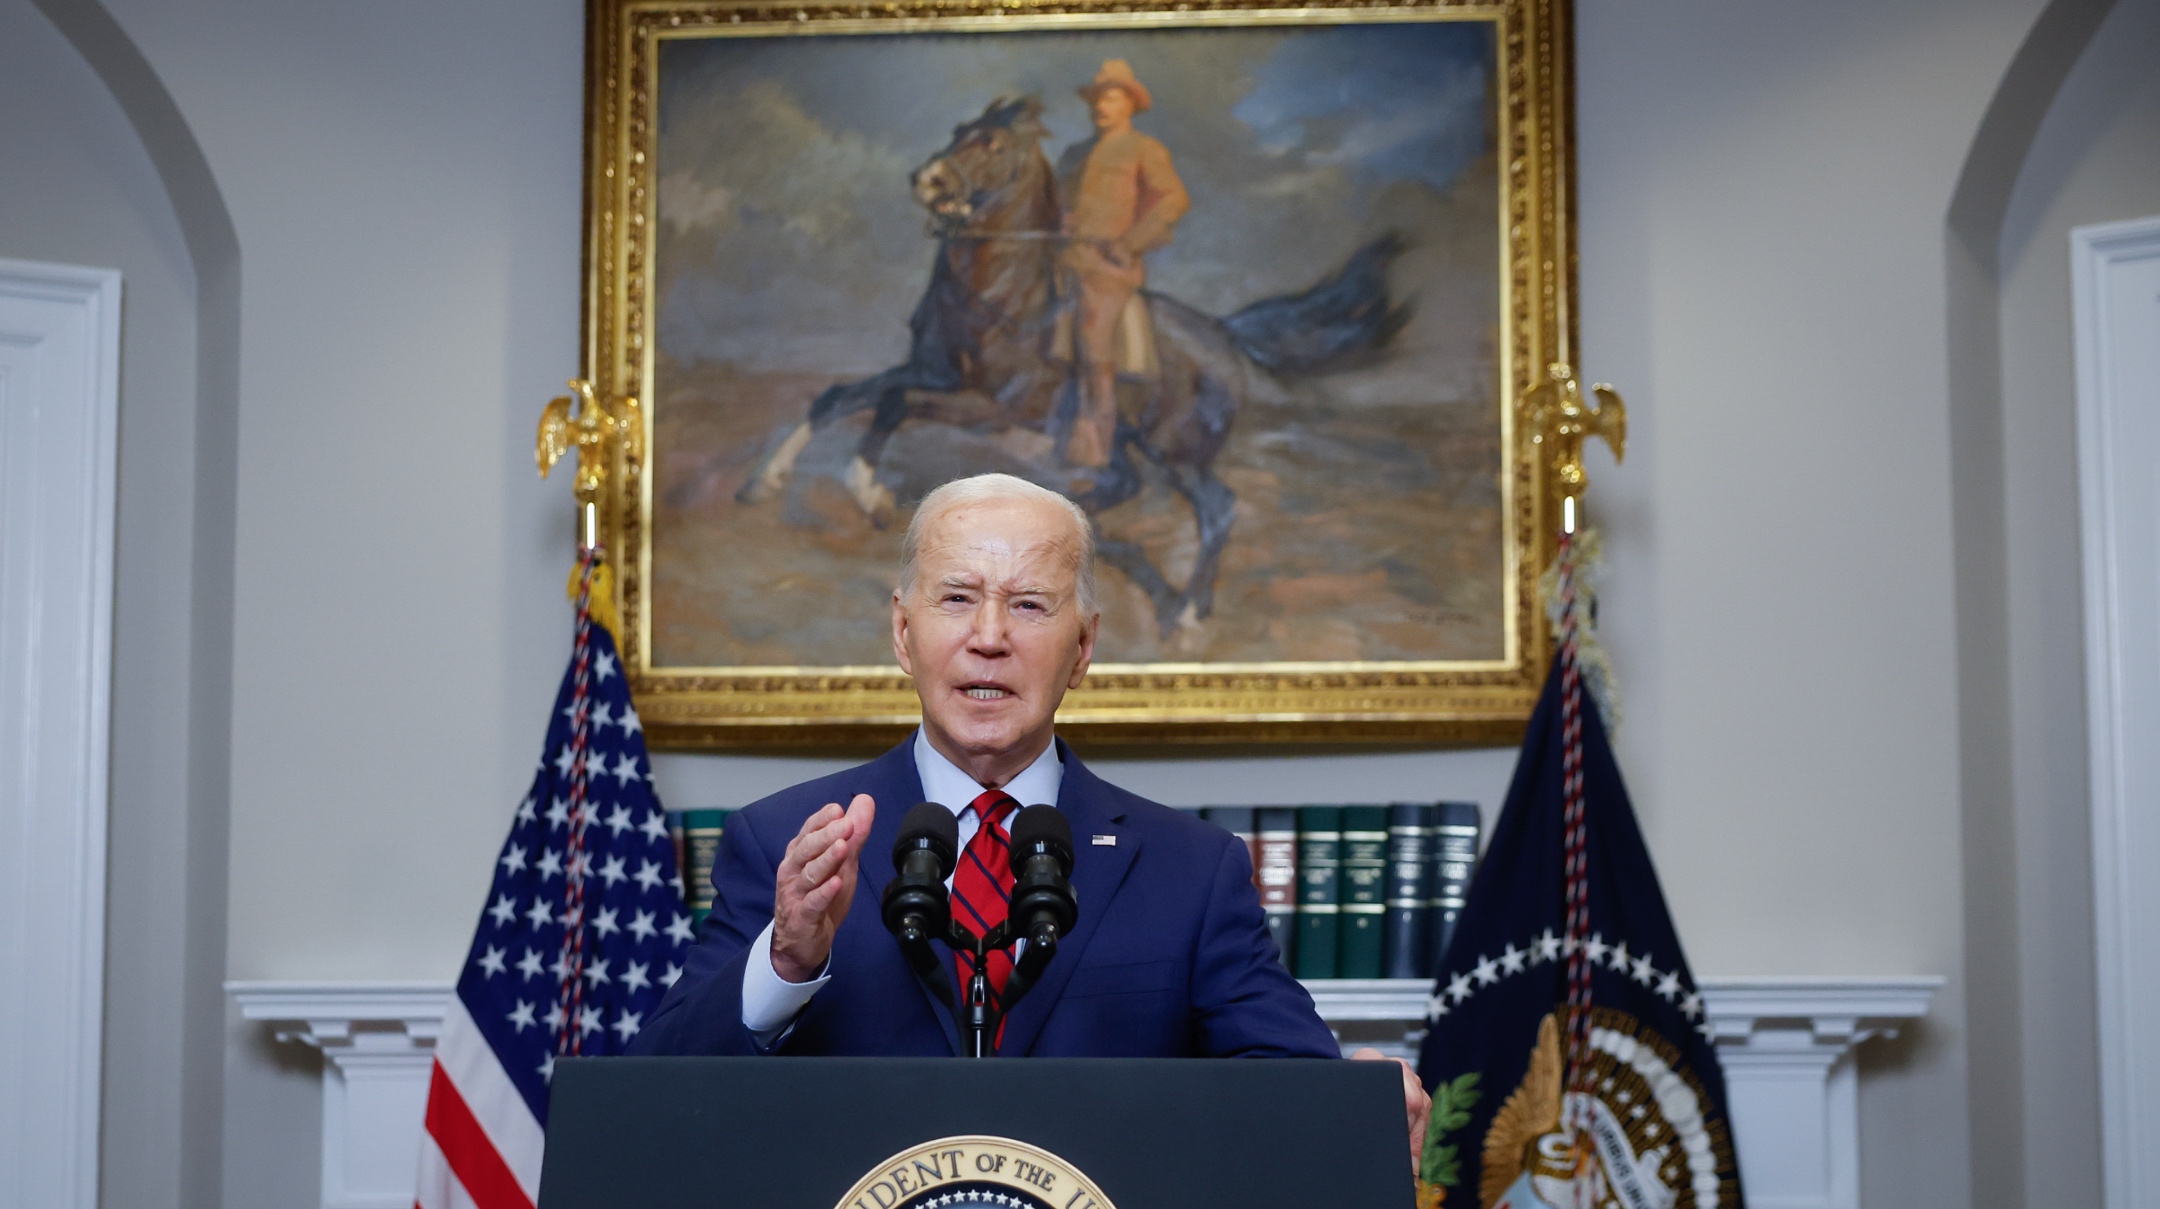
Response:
[632, 474, 1427, 1147]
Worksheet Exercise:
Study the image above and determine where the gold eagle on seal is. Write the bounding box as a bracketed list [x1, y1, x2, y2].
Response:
[1481, 1010, 1726, 1209]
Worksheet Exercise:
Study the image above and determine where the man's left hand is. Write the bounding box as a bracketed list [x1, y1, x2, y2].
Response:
[1351, 1048, 1431, 1173]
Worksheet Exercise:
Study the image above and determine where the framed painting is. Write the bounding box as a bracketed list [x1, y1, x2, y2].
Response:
[579, 0, 1582, 747]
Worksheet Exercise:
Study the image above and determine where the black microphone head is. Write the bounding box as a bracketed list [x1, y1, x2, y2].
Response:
[1008, 804, 1073, 874]
[893, 801, 959, 875]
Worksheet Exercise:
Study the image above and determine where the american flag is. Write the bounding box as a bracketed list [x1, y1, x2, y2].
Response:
[416, 557, 692, 1209]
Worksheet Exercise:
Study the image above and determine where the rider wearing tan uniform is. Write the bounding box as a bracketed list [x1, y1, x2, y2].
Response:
[1057, 60, 1190, 468]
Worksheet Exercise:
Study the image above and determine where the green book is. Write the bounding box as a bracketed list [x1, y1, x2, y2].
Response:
[674, 808, 730, 926]
[1338, 805, 1390, 979]
[1294, 805, 1343, 980]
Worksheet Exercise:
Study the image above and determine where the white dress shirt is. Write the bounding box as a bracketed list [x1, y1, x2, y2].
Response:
[739, 730, 1064, 1040]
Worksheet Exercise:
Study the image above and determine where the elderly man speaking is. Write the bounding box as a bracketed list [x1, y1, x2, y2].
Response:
[632, 474, 1428, 1152]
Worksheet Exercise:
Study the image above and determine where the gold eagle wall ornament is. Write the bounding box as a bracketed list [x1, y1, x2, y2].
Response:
[1526, 362, 1627, 505]
[537, 378, 643, 515]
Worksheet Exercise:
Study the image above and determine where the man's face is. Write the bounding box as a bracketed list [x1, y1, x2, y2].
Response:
[1091, 87, 1136, 132]
[892, 497, 1098, 774]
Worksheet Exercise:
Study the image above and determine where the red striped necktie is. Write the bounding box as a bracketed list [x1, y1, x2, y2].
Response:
[951, 789, 1019, 1007]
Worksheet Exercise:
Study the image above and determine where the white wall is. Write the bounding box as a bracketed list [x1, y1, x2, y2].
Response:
[0, 6, 207, 1206]
[12, 0, 2157, 1204]
[91, 0, 591, 985]
[1994, 0, 2160, 1201]
[1572, 5, 2065, 1202]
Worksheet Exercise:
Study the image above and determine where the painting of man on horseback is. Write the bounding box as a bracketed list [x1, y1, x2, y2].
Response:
[651, 24, 1505, 667]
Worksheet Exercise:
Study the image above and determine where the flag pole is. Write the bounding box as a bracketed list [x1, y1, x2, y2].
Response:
[1525, 364, 1625, 1195]
[536, 379, 643, 1057]
[414, 380, 684, 1207]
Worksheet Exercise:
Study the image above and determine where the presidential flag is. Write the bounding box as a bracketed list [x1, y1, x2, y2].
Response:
[1415, 536, 1743, 1209]
[416, 557, 693, 1209]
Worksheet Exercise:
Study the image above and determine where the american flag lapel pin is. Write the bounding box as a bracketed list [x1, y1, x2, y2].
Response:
[1092, 834, 1116, 846]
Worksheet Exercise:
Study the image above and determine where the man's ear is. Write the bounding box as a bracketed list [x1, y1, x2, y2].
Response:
[1066, 610, 1099, 689]
[891, 591, 915, 675]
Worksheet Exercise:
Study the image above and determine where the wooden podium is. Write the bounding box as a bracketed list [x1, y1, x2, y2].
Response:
[538, 1056, 1411, 1209]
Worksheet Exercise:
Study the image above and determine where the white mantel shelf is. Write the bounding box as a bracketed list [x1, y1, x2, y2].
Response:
[236, 981, 449, 1049]
[232, 975, 1939, 1209]
[1300, 975, 1939, 1033]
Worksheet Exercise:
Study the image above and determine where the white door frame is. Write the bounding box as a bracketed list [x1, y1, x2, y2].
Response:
[0, 257, 122, 1209]
[2074, 214, 2160, 1209]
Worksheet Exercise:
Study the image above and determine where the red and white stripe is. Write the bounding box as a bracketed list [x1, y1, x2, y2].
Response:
[414, 998, 546, 1209]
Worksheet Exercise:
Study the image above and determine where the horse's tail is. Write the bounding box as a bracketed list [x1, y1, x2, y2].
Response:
[1220, 233, 1411, 376]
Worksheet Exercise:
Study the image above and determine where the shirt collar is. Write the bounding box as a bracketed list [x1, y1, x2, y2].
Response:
[912, 728, 1063, 815]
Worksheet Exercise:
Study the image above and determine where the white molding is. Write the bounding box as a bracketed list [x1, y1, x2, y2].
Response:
[232, 983, 445, 1209]
[234, 981, 451, 1049]
[2073, 212, 2160, 1209]
[0, 258, 122, 1209]
[1702, 977, 1939, 1209]
[1698, 975, 1942, 1045]
[231, 975, 1934, 1209]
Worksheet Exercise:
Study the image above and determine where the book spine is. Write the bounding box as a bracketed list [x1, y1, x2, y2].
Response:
[1255, 808, 1299, 970]
[1202, 807, 1260, 893]
[1429, 801, 1481, 971]
[1338, 806, 1390, 979]
[1294, 805, 1342, 980]
[1383, 802, 1436, 979]
[679, 808, 730, 926]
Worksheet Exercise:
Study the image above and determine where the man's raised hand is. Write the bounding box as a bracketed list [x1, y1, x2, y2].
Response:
[770, 794, 876, 983]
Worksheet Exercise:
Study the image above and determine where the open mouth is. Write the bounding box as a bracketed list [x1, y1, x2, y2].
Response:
[960, 685, 1012, 701]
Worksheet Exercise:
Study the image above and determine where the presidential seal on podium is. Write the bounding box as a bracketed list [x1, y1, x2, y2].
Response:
[833, 1136, 1117, 1209]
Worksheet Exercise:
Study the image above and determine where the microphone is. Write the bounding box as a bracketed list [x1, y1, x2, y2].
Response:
[881, 802, 957, 945]
[1006, 805, 1078, 950]
[998, 805, 1077, 1014]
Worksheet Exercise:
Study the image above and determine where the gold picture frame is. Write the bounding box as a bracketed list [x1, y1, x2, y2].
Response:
[579, 0, 1581, 749]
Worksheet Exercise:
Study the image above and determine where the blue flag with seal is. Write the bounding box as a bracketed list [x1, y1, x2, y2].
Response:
[1415, 532, 1743, 1209]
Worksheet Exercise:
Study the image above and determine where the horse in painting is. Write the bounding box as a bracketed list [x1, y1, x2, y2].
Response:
[738, 95, 1408, 637]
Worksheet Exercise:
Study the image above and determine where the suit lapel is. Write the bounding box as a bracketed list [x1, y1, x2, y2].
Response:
[853, 741, 963, 1057]
[1000, 741, 1140, 1056]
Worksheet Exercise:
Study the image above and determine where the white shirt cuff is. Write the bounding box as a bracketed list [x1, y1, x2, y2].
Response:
[741, 920, 831, 1040]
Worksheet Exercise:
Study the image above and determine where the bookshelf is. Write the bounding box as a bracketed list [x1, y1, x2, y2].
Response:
[1300, 978, 1435, 1059]
[1301, 978, 1436, 1021]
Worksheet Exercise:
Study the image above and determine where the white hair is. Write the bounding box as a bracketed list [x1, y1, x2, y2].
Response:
[897, 473, 1098, 616]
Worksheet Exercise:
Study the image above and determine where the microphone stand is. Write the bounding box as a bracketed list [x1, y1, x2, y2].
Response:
[949, 920, 1008, 1058]
[943, 920, 1061, 1057]
[892, 891, 1031, 1057]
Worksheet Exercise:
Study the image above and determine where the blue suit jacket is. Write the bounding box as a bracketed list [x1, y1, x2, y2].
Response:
[631, 739, 1338, 1058]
